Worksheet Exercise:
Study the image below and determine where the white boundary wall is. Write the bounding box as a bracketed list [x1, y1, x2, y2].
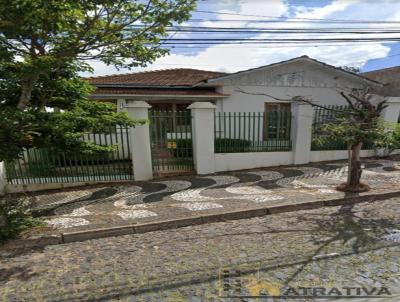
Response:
[214, 150, 400, 173]
[189, 98, 400, 174]
[310, 150, 375, 162]
[214, 152, 293, 172]
[310, 149, 400, 163]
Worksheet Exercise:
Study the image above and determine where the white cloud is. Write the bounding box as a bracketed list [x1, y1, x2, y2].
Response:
[85, 0, 400, 76]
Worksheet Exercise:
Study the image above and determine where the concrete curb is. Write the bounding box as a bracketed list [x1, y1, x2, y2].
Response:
[3, 190, 400, 250]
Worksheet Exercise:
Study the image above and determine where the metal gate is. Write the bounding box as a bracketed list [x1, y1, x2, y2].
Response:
[149, 110, 194, 176]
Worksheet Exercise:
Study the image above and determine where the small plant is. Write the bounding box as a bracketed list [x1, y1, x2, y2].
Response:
[0, 196, 43, 242]
[374, 123, 400, 157]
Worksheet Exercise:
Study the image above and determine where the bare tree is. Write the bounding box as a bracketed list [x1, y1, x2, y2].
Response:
[237, 87, 387, 192]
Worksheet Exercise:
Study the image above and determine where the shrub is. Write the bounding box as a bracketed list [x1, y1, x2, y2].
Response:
[54, 152, 112, 166]
[374, 123, 400, 156]
[169, 139, 193, 158]
[0, 196, 43, 242]
[215, 138, 251, 153]
[168, 138, 252, 156]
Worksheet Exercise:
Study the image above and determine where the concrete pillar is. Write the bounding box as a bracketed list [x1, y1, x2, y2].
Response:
[0, 162, 6, 196]
[382, 97, 400, 124]
[116, 98, 127, 112]
[188, 102, 216, 175]
[291, 103, 313, 165]
[125, 101, 153, 181]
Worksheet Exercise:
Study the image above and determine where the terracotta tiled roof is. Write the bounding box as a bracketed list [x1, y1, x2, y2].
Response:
[92, 87, 228, 97]
[87, 69, 227, 87]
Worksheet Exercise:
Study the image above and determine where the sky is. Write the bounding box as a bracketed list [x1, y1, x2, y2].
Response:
[85, 0, 400, 76]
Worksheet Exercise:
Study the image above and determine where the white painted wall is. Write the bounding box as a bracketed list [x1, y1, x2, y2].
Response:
[189, 102, 216, 174]
[126, 101, 153, 181]
[214, 152, 293, 172]
[310, 149, 400, 162]
[310, 150, 374, 162]
[214, 60, 372, 113]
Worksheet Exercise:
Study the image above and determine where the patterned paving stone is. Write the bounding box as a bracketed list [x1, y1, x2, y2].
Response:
[45, 217, 90, 228]
[174, 202, 223, 211]
[23, 158, 400, 234]
[116, 210, 158, 220]
[64, 207, 91, 217]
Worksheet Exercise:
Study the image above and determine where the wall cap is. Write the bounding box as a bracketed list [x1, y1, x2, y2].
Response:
[385, 97, 400, 103]
[188, 102, 216, 109]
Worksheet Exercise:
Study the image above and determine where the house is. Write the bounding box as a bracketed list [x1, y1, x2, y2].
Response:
[87, 56, 400, 178]
[361, 66, 400, 123]
[4, 57, 400, 191]
[88, 55, 385, 114]
[362, 66, 400, 98]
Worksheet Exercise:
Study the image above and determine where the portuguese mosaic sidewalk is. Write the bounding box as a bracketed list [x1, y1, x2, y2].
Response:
[10, 157, 400, 241]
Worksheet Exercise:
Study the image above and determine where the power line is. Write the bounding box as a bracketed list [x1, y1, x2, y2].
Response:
[127, 25, 400, 33]
[186, 18, 400, 24]
[161, 28, 400, 34]
[194, 9, 400, 24]
[85, 52, 400, 67]
[167, 43, 398, 49]
[85, 52, 400, 62]
[159, 38, 400, 44]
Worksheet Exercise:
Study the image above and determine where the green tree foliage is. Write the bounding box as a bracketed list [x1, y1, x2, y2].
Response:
[341, 66, 361, 74]
[0, 0, 196, 109]
[0, 99, 145, 161]
[0, 0, 196, 160]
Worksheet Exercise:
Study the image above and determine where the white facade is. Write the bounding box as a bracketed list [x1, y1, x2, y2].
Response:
[211, 59, 381, 113]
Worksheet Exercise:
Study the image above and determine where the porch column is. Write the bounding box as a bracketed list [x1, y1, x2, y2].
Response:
[125, 101, 153, 181]
[291, 103, 313, 165]
[188, 102, 216, 175]
[0, 162, 6, 196]
[381, 97, 400, 124]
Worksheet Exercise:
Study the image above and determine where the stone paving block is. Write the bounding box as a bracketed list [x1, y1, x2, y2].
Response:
[62, 225, 134, 243]
[133, 216, 203, 234]
[217, 207, 269, 221]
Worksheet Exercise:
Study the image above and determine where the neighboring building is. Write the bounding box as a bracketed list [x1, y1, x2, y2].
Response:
[362, 66, 400, 97]
[88, 55, 384, 114]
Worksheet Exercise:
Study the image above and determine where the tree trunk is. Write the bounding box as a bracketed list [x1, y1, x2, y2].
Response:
[346, 147, 352, 185]
[347, 141, 363, 190]
[17, 74, 39, 110]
